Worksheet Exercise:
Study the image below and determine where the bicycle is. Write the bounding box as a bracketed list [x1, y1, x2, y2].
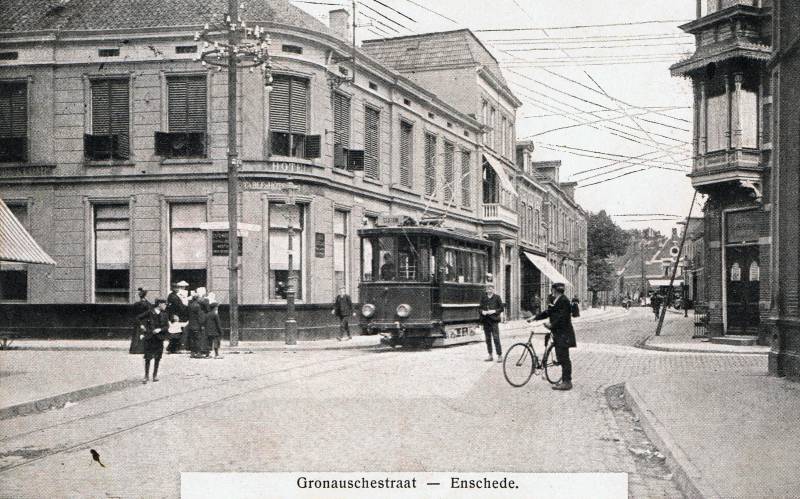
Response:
[503, 324, 562, 387]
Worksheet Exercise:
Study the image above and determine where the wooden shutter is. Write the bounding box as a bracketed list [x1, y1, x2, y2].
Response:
[424, 133, 436, 196]
[168, 75, 206, 133]
[461, 150, 471, 207]
[399, 121, 412, 188]
[364, 107, 379, 179]
[289, 77, 308, 133]
[0, 81, 27, 139]
[269, 76, 291, 132]
[443, 142, 454, 202]
[333, 92, 350, 147]
[304, 135, 321, 158]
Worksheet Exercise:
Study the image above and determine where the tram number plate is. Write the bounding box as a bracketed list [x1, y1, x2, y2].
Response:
[448, 326, 476, 339]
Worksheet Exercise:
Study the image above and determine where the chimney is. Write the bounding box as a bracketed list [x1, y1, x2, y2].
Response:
[560, 182, 577, 200]
[329, 9, 350, 42]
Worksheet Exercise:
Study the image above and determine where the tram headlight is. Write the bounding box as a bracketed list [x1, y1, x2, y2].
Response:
[361, 303, 376, 318]
[396, 303, 411, 318]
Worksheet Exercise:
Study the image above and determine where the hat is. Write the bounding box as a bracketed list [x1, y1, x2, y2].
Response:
[174, 281, 189, 287]
[551, 282, 566, 293]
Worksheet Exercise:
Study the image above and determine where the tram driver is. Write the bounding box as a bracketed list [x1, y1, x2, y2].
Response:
[380, 253, 396, 280]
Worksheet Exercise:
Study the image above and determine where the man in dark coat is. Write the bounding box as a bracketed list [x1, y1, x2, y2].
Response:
[130, 288, 151, 355]
[332, 286, 354, 341]
[187, 293, 207, 358]
[532, 282, 576, 391]
[166, 282, 188, 353]
[479, 283, 504, 362]
[651, 292, 663, 322]
[137, 299, 170, 383]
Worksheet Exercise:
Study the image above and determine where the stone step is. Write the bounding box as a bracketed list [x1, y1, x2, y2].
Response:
[709, 336, 758, 346]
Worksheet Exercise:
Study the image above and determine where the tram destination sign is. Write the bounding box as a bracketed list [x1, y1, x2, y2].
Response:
[212, 231, 243, 257]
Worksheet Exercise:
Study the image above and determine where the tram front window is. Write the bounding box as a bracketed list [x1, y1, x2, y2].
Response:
[362, 236, 430, 282]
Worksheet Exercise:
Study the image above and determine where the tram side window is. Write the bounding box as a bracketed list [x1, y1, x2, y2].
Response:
[456, 251, 471, 283]
[443, 249, 457, 282]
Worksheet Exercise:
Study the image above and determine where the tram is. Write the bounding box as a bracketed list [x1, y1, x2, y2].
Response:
[357, 216, 494, 347]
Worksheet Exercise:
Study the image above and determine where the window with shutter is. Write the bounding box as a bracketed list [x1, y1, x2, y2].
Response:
[443, 141, 454, 203]
[160, 75, 207, 158]
[0, 81, 28, 162]
[332, 92, 350, 168]
[424, 133, 436, 196]
[364, 106, 380, 179]
[270, 75, 309, 157]
[399, 121, 413, 188]
[88, 79, 129, 160]
[461, 150, 471, 208]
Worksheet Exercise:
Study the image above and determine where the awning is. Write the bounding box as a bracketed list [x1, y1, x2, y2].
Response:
[649, 279, 684, 287]
[0, 198, 56, 265]
[483, 154, 516, 193]
[523, 252, 570, 286]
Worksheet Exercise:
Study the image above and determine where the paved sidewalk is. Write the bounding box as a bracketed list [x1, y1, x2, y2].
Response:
[638, 311, 769, 355]
[625, 372, 800, 498]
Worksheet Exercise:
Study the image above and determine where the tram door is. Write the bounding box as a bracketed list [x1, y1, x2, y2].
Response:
[726, 246, 760, 334]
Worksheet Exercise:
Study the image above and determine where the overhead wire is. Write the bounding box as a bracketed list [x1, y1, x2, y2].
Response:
[475, 18, 692, 32]
[358, 2, 413, 32]
[398, 0, 460, 25]
[367, 0, 418, 23]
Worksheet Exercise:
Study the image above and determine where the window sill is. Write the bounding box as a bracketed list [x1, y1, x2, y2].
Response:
[389, 184, 420, 198]
[423, 195, 438, 203]
[160, 158, 213, 165]
[0, 162, 56, 169]
[362, 176, 382, 187]
[332, 167, 354, 178]
[84, 160, 136, 167]
[268, 155, 317, 166]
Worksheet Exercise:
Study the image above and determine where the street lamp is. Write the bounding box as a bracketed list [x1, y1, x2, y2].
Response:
[284, 183, 299, 345]
[195, 1, 274, 346]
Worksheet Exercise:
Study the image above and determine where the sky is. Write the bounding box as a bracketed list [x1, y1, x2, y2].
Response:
[292, 0, 701, 235]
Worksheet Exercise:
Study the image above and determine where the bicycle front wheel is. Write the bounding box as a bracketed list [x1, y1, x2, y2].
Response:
[543, 344, 563, 385]
[503, 343, 536, 387]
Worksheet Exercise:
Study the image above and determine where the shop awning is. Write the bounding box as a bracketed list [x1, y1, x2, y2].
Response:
[648, 279, 684, 287]
[483, 153, 516, 193]
[0, 198, 56, 265]
[523, 252, 570, 286]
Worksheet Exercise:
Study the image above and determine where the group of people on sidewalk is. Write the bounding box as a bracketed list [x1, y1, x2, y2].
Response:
[479, 282, 580, 391]
[129, 281, 224, 384]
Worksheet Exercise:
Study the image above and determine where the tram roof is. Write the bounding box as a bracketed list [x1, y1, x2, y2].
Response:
[357, 226, 492, 247]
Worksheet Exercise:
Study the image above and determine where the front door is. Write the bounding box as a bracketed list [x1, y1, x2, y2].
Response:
[726, 245, 760, 334]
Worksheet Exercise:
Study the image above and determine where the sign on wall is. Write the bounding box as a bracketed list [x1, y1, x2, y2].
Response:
[211, 231, 243, 256]
[314, 232, 325, 258]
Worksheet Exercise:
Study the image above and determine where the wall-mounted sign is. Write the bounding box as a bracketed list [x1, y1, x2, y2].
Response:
[749, 261, 760, 282]
[212, 231, 243, 256]
[314, 232, 325, 258]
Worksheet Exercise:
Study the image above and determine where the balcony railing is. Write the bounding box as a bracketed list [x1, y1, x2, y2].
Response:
[482, 203, 518, 227]
[693, 148, 762, 173]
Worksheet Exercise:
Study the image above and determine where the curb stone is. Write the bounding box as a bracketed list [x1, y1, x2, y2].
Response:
[0, 377, 141, 421]
[635, 335, 768, 355]
[623, 381, 721, 499]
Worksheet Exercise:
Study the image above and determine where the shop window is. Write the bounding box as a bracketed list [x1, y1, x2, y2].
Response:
[95, 204, 130, 303]
[333, 210, 348, 292]
[269, 202, 305, 300]
[170, 203, 207, 292]
[0, 203, 28, 300]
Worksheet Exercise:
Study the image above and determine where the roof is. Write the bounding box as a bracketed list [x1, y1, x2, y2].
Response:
[361, 29, 509, 88]
[0, 198, 56, 265]
[0, 0, 333, 35]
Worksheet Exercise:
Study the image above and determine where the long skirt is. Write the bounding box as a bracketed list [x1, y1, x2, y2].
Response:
[189, 328, 209, 356]
[129, 325, 145, 355]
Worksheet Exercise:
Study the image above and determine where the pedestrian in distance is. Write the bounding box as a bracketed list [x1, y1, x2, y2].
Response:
[531, 282, 577, 391]
[204, 301, 223, 358]
[571, 297, 581, 318]
[651, 293, 663, 322]
[138, 298, 170, 383]
[187, 291, 207, 358]
[331, 286, 354, 341]
[479, 283, 504, 363]
[166, 281, 188, 354]
[129, 288, 151, 355]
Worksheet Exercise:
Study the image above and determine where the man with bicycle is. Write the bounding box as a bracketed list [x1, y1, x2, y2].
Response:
[531, 282, 576, 391]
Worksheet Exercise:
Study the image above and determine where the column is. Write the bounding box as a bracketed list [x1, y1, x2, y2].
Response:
[731, 73, 743, 150]
[698, 81, 707, 170]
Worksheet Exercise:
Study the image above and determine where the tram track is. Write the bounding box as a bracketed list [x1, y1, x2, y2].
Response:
[0, 350, 389, 474]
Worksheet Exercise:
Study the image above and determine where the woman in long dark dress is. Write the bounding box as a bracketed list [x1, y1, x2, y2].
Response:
[204, 302, 223, 358]
[129, 288, 151, 354]
[138, 299, 170, 383]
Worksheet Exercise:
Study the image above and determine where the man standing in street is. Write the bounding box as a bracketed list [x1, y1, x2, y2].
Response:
[166, 281, 188, 353]
[332, 286, 354, 341]
[651, 292, 663, 322]
[479, 283, 504, 363]
[532, 282, 576, 391]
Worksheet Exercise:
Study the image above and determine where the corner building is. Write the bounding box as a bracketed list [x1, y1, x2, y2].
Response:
[0, 2, 587, 338]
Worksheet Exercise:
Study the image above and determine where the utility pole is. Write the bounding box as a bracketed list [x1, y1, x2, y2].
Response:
[197, 2, 273, 346]
[285, 183, 299, 345]
[640, 238, 646, 305]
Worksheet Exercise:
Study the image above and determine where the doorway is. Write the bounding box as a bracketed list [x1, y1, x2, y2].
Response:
[725, 245, 760, 334]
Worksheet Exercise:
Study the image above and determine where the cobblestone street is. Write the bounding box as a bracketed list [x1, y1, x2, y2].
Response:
[0, 310, 767, 498]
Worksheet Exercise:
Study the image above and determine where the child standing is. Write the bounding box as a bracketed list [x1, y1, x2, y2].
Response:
[205, 301, 223, 358]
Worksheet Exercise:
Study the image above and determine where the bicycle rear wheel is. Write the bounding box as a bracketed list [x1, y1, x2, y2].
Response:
[543, 344, 563, 385]
[503, 343, 536, 387]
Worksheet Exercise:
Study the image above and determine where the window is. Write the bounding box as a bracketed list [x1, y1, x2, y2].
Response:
[175, 45, 197, 54]
[98, 48, 120, 57]
[269, 202, 305, 300]
[363, 236, 429, 282]
[461, 150, 471, 208]
[0, 81, 28, 163]
[444, 141, 455, 203]
[94, 204, 130, 303]
[282, 45, 303, 54]
[490, 107, 496, 149]
[86, 78, 129, 160]
[157, 75, 207, 158]
[364, 106, 380, 180]
[270, 75, 309, 157]
[0, 203, 28, 300]
[399, 121, 413, 188]
[535, 209, 540, 242]
[332, 92, 350, 168]
[334, 210, 348, 292]
[369, 81, 378, 91]
[500, 116, 507, 157]
[170, 203, 207, 292]
[0, 52, 19, 60]
[424, 133, 437, 196]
